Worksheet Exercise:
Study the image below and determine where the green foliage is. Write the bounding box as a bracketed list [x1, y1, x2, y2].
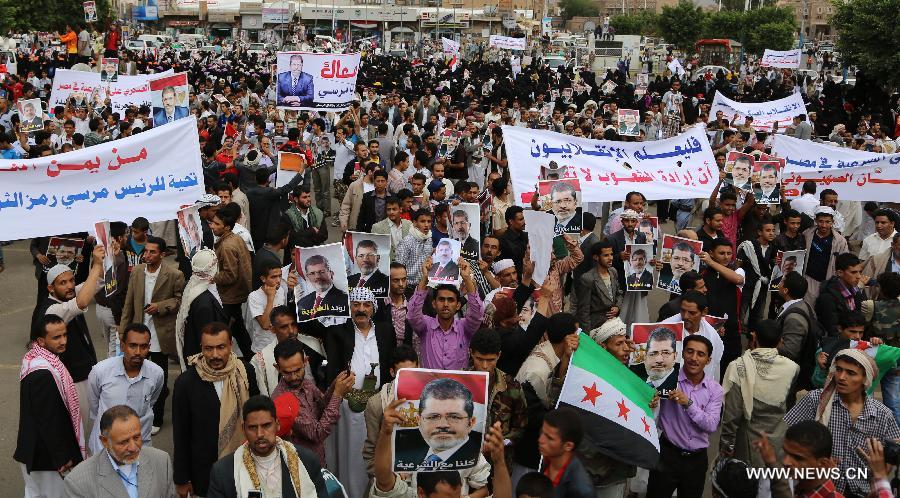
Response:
[657, 1, 706, 50]
[700, 10, 744, 39]
[8, 0, 112, 32]
[0, 3, 19, 34]
[832, 0, 900, 89]
[610, 12, 660, 36]
[559, 0, 600, 20]
[744, 22, 795, 53]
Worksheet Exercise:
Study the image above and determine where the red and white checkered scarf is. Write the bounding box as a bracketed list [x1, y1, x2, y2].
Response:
[20, 344, 86, 458]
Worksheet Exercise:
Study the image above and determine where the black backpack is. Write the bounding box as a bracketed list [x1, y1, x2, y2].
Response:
[781, 304, 826, 391]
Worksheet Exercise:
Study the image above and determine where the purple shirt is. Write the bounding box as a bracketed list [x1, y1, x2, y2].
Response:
[407, 288, 483, 370]
[658, 368, 723, 451]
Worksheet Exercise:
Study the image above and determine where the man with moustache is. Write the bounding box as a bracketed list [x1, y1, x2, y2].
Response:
[659, 241, 697, 294]
[754, 163, 780, 204]
[429, 239, 460, 281]
[86, 323, 164, 455]
[727, 154, 752, 190]
[626, 248, 654, 291]
[206, 396, 328, 498]
[63, 405, 175, 497]
[547, 181, 583, 233]
[631, 327, 680, 397]
[348, 239, 389, 297]
[451, 209, 479, 261]
[296, 255, 350, 320]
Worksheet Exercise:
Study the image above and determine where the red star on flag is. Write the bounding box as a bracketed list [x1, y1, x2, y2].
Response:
[616, 398, 631, 421]
[641, 416, 651, 434]
[581, 382, 602, 405]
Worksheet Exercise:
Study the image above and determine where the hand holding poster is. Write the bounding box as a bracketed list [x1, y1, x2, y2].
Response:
[177, 206, 203, 259]
[525, 179, 583, 233]
[149, 72, 190, 127]
[392, 368, 489, 472]
[276, 52, 361, 111]
[83, 1, 97, 22]
[752, 160, 782, 204]
[625, 244, 655, 292]
[344, 232, 390, 298]
[629, 322, 684, 396]
[100, 58, 119, 83]
[276, 151, 308, 188]
[16, 98, 45, 133]
[523, 210, 556, 286]
[503, 126, 718, 204]
[428, 238, 462, 286]
[770, 250, 805, 292]
[293, 243, 350, 322]
[488, 35, 527, 51]
[93, 220, 118, 297]
[760, 48, 802, 69]
[710, 91, 807, 133]
[724, 151, 754, 190]
[656, 235, 702, 294]
[618, 109, 640, 137]
[49, 68, 174, 115]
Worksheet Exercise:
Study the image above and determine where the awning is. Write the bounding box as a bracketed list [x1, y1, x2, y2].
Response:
[390, 26, 414, 33]
[350, 21, 379, 29]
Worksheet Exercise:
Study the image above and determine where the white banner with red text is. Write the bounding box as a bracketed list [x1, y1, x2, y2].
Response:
[760, 48, 802, 69]
[503, 125, 718, 204]
[772, 134, 900, 202]
[0, 117, 204, 241]
[709, 91, 807, 133]
[49, 68, 174, 116]
[489, 35, 526, 50]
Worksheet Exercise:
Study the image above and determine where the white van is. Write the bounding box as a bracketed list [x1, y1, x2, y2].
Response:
[0, 50, 17, 76]
[138, 34, 172, 46]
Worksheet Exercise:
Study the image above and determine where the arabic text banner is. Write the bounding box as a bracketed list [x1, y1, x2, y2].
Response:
[275, 52, 361, 111]
[772, 134, 900, 202]
[489, 35, 526, 50]
[503, 126, 718, 204]
[0, 117, 204, 241]
[49, 69, 174, 115]
[760, 48, 802, 69]
[709, 91, 807, 133]
[442, 37, 460, 55]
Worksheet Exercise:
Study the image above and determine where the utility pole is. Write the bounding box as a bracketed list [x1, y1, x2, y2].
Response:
[798, 0, 807, 49]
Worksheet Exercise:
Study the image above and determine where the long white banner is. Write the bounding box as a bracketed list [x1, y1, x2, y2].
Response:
[503, 126, 718, 204]
[489, 35, 526, 50]
[772, 134, 900, 202]
[0, 117, 204, 240]
[760, 48, 802, 69]
[275, 52, 361, 111]
[442, 37, 460, 55]
[709, 91, 807, 133]
[49, 69, 174, 115]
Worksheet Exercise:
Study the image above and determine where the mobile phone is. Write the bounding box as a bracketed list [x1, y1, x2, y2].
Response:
[248, 491, 262, 498]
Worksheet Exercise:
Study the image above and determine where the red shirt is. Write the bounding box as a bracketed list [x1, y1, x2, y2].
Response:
[105, 30, 119, 50]
[797, 479, 844, 498]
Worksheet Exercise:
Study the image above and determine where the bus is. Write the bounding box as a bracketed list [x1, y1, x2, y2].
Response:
[695, 39, 742, 68]
[591, 35, 641, 76]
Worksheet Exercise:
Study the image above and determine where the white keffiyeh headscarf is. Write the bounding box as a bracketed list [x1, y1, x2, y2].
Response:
[816, 348, 878, 427]
[175, 249, 220, 371]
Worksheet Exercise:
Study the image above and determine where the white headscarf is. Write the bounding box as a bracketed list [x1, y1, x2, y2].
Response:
[590, 318, 626, 345]
[816, 348, 878, 427]
[175, 249, 220, 371]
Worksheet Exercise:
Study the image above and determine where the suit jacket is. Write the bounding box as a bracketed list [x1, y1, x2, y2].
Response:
[459, 236, 479, 261]
[629, 363, 680, 397]
[393, 430, 483, 471]
[152, 106, 189, 127]
[626, 270, 654, 291]
[64, 447, 175, 498]
[576, 266, 623, 332]
[355, 191, 387, 233]
[245, 174, 305, 250]
[372, 218, 413, 259]
[119, 262, 185, 356]
[298, 319, 396, 388]
[609, 229, 647, 290]
[348, 269, 389, 297]
[297, 286, 350, 321]
[553, 207, 583, 233]
[570, 232, 600, 297]
[429, 260, 460, 280]
[15, 370, 83, 472]
[276, 71, 314, 106]
[206, 443, 327, 498]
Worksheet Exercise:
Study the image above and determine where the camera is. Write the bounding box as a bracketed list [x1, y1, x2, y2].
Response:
[884, 439, 899, 465]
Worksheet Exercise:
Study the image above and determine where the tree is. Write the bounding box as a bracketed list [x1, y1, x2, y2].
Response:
[832, 0, 900, 89]
[10, 0, 112, 32]
[744, 22, 795, 53]
[559, 0, 600, 20]
[700, 10, 744, 39]
[657, 1, 706, 50]
[610, 12, 660, 36]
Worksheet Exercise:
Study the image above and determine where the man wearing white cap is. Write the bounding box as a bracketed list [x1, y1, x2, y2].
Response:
[784, 348, 900, 496]
[802, 206, 848, 306]
[31, 244, 106, 430]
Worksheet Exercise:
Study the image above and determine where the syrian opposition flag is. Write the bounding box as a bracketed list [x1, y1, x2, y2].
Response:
[849, 341, 900, 394]
[557, 333, 660, 468]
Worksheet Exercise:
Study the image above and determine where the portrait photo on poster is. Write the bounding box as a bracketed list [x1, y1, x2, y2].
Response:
[344, 232, 391, 298]
[770, 250, 806, 291]
[93, 220, 118, 297]
[656, 234, 702, 294]
[275, 52, 360, 111]
[429, 238, 462, 286]
[100, 57, 119, 83]
[149, 72, 190, 127]
[724, 151, 754, 191]
[638, 217, 659, 246]
[177, 206, 204, 259]
[618, 109, 640, 137]
[391, 368, 489, 472]
[625, 243, 655, 292]
[17, 98, 45, 133]
[450, 203, 481, 262]
[293, 243, 350, 321]
[752, 160, 781, 205]
[629, 322, 684, 397]
[534, 178, 583, 234]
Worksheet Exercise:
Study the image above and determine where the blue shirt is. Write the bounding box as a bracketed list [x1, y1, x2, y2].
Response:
[107, 451, 139, 498]
[1, 147, 22, 159]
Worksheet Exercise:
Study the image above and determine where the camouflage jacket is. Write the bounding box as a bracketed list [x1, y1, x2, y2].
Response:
[864, 298, 900, 349]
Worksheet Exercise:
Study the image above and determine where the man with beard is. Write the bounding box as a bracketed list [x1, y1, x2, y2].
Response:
[348, 239, 389, 297]
[632, 327, 680, 397]
[548, 181, 582, 233]
[727, 154, 752, 190]
[86, 323, 164, 455]
[626, 248, 654, 291]
[297, 254, 350, 320]
[802, 206, 848, 306]
[659, 241, 697, 294]
[372, 197, 413, 260]
[172, 322, 256, 498]
[15, 315, 88, 497]
[206, 395, 328, 498]
[394, 377, 483, 470]
[770, 254, 798, 289]
[429, 239, 460, 281]
[63, 405, 175, 497]
[297, 287, 396, 498]
[270, 338, 356, 464]
[451, 209, 479, 261]
[754, 163, 780, 204]
[210, 204, 254, 358]
[661, 291, 725, 381]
